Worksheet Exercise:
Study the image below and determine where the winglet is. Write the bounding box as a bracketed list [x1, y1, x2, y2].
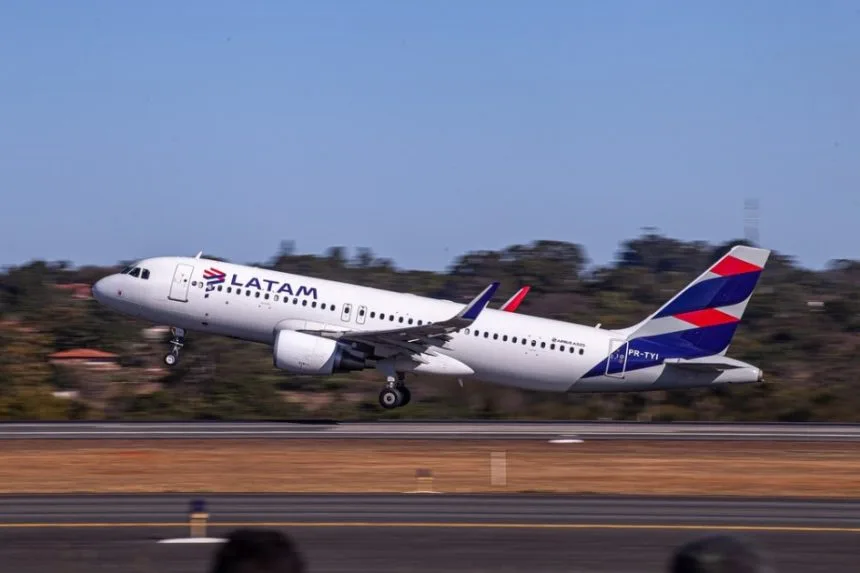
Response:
[458, 282, 500, 321]
[500, 286, 530, 312]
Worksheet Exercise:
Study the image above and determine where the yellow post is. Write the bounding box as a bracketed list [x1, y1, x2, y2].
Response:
[189, 499, 209, 538]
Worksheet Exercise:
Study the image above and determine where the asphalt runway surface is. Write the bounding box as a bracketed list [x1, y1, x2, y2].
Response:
[1, 421, 860, 441]
[0, 494, 857, 572]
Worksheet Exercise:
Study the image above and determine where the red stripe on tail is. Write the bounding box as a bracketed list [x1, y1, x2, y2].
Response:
[674, 308, 739, 327]
[710, 255, 762, 276]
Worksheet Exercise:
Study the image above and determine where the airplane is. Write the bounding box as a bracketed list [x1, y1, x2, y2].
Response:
[499, 286, 530, 312]
[91, 245, 769, 409]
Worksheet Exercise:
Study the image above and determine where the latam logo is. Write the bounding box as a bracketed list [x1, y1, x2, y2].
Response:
[203, 267, 318, 299]
[203, 268, 227, 286]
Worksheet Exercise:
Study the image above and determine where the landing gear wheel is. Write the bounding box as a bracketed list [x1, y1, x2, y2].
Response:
[379, 388, 402, 409]
[164, 352, 178, 367]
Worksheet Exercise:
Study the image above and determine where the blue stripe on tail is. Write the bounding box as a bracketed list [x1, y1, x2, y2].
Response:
[582, 323, 740, 378]
[654, 272, 761, 318]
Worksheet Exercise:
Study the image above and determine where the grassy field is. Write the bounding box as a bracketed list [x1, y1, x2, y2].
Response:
[1, 439, 859, 497]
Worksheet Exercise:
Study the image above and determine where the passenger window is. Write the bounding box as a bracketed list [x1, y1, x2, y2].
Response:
[531, 340, 537, 347]
[264, 293, 269, 299]
[418, 320, 423, 325]
[408, 318, 413, 325]
[560, 345, 565, 352]
[550, 344, 555, 350]
[302, 300, 307, 306]
[246, 290, 251, 296]
[522, 339, 527, 345]
[579, 348, 584, 355]
[398, 317, 404, 323]
[293, 298, 298, 304]
[227, 287, 232, 293]
[321, 303, 327, 310]
[493, 334, 498, 340]
[255, 292, 260, 298]
[218, 285, 223, 292]
[312, 301, 317, 308]
[484, 332, 489, 338]
[464, 328, 470, 334]
[129, 267, 141, 278]
[141, 269, 150, 280]
[512, 337, 517, 343]
[389, 315, 394, 321]
[192, 281, 198, 287]
[331, 305, 336, 311]
[274, 294, 279, 301]
[540, 342, 546, 348]
[502, 335, 508, 342]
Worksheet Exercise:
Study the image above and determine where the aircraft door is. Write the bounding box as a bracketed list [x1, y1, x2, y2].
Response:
[341, 303, 352, 322]
[356, 305, 367, 325]
[605, 338, 629, 379]
[168, 264, 194, 302]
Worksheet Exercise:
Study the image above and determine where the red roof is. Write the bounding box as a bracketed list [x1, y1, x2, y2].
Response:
[50, 349, 118, 360]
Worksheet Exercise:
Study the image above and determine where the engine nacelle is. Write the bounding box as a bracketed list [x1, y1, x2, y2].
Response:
[273, 329, 368, 375]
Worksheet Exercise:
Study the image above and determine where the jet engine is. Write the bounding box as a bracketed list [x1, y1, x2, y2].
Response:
[273, 329, 368, 375]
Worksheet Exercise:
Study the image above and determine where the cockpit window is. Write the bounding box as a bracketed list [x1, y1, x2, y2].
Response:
[129, 267, 141, 278]
[141, 269, 150, 280]
[120, 266, 133, 274]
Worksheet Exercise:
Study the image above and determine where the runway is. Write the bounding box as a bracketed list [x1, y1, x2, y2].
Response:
[0, 494, 857, 572]
[1, 493, 860, 529]
[1, 421, 860, 441]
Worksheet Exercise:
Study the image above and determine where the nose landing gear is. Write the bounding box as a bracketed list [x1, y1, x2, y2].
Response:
[164, 327, 185, 367]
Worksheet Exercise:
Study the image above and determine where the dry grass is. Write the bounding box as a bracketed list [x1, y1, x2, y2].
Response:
[1, 439, 859, 497]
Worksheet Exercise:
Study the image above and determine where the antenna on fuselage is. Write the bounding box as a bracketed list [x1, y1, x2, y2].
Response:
[194, 251, 203, 259]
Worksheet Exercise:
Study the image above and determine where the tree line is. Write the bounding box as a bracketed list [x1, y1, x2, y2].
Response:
[1, 232, 858, 421]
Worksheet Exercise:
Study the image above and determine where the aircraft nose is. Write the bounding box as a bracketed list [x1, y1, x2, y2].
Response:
[92, 275, 122, 303]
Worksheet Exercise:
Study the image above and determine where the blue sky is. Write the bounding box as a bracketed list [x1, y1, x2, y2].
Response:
[1, 1, 858, 271]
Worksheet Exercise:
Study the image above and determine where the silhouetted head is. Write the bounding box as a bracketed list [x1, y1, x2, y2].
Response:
[209, 529, 306, 573]
[669, 535, 769, 573]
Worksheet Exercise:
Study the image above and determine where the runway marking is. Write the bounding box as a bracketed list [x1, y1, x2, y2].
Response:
[0, 522, 858, 533]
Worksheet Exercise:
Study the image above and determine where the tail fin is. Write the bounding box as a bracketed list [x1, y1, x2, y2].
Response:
[619, 245, 770, 357]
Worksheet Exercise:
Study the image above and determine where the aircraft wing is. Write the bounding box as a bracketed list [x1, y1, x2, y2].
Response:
[500, 286, 530, 312]
[300, 282, 500, 354]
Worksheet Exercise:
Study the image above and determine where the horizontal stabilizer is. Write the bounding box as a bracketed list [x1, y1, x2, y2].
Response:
[663, 357, 748, 372]
[663, 356, 762, 380]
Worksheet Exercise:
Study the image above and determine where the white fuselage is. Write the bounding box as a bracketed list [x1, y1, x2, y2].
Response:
[92, 256, 757, 393]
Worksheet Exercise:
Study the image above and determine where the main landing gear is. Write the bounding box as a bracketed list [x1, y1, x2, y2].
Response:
[164, 327, 185, 367]
[377, 369, 411, 409]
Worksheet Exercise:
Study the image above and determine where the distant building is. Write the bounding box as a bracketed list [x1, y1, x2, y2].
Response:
[49, 348, 120, 370]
